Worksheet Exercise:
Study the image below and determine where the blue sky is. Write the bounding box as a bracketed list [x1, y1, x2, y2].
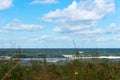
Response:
[0, 0, 120, 48]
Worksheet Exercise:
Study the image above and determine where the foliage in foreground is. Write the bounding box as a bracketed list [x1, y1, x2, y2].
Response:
[0, 59, 120, 80]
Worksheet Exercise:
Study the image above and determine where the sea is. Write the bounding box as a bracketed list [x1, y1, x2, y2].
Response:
[1, 48, 120, 64]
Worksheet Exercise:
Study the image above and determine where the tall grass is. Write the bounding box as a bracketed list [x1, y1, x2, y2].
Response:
[1, 59, 120, 80]
[1, 47, 120, 80]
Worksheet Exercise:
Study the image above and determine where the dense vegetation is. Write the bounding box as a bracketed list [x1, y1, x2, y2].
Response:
[0, 59, 120, 80]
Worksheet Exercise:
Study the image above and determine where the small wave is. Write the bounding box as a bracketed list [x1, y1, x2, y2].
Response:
[1, 55, 120, 63]
[63, 55, 120, 59]
[12, 58, 67, 63]
[0, 56, 11, 60]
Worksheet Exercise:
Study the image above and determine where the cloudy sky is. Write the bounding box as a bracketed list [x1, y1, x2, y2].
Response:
[0, 0, 120, 48]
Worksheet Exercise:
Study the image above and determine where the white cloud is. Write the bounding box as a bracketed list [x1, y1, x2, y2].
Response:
[107, 23, 120, 34]
[0, 29, 6, 33]
[33, 35, 71, 41]
[30, 0, 58, 5]
[77, 28, 104, 35]
[0, 0, 13, 10]
[2, 19, 43, 31]
[53, 21, 97, 33]
[43, 0, 115, 34]
[53, 26, 62, 32]
[96, 37, 109, 42]
[53, 36, 71, 40]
